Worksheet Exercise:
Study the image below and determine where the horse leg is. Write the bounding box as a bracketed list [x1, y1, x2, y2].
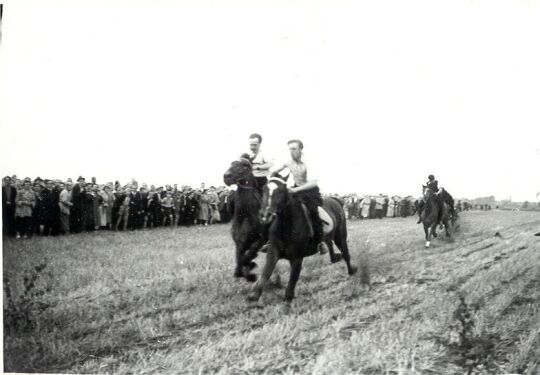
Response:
[284, 258, 303, 302]
[247, 244, 279, 302]
[444, 217, 452, 238]
[240, 239, 263, 281]
[233, 242, 245, 278]
[327, 240, 342, 264]
[244, 238, 262, 265]
[424, 223, 431, 248]
[333, 230, 357, 275]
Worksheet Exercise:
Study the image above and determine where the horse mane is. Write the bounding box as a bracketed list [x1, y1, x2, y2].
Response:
[423, 194, 439, 221]
[239, 153, 253, 164]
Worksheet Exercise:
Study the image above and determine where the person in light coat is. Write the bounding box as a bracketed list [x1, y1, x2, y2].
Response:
[59, 182, 73, 234]
[15, 178, 36, 238]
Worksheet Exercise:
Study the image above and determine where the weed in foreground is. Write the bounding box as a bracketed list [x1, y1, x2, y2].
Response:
[4, 259, 50, 335]
[448, 293, 500, 375]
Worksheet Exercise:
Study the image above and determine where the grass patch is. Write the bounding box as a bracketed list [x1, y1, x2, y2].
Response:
[3, 211, 540, 374]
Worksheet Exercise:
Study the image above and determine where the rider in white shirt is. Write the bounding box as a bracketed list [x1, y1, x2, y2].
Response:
[246, 133, 273, 195]
[271, 139, 327, 254]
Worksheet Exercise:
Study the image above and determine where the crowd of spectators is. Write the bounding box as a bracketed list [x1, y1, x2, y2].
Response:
[336, 194, 474, 220]
[2, 175, 234, 239]
[3, 175, 482, 239]
[336, 194, 418, 220]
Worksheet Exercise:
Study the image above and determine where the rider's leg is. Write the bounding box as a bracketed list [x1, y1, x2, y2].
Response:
[254, 176, 267, 197]
[300, 189, 327, 254]
[447, 195, 456, 218]
[417, 200, 424, 224]
[436, 195, 444, 225]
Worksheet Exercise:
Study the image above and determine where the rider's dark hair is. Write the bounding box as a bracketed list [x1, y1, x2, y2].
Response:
[287, 139, 304, 149]
[249, 133, 262, 143]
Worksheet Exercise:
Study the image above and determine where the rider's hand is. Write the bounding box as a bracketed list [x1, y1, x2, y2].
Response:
[288, 187, 297, 194]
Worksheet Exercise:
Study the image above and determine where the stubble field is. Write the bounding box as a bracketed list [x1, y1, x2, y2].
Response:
[3, 211, 540, 374]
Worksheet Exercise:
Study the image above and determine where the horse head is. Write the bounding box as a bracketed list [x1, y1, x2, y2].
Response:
[223, 156, 254, 187]
[260, 173, 289, 224]
[422, 185, 434, 202]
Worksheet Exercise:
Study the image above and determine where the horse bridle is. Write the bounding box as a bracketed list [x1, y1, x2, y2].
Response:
[233, 158, 256, 188]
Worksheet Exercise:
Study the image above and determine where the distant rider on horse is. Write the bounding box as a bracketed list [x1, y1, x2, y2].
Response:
[271, 139, 328, 254]
[417, 174, 456, 224]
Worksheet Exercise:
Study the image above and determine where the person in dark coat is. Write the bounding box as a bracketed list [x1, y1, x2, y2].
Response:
[369, 197, 376, 219]
[180, 189, 198, 226]
[32, 183, 46, 235]
[42, 180, 60, 236]
[139, 185, 149, 228]
[151, 187, 164, 226]
[2, 176, 17, 236]
[127, 187, 139, 230]
[131, 187, 146, 229]
[70, 177, 87, 233]
[144, 187, 156, 228]
[84, 185, 97, 231]
[51, 180, 63, 235]
[112, 187, 125, 228]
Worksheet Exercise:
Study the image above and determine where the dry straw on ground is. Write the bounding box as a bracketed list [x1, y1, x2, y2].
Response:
[3, 211, 540, 374]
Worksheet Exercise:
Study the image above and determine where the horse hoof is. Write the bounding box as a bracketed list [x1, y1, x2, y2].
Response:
[245, 273, 257, 283]
[348, 265, 358, 275]
[248, 261, 257, 270]
[331, 254, 343, 263]
[425, 241, 430, 248]
[233, 269, 243, 278]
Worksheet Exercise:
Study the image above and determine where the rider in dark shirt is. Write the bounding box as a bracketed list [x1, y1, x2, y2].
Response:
[426, 175, 439, 193]
[417, 175, 439, 224]
[417, 174, 456, 224]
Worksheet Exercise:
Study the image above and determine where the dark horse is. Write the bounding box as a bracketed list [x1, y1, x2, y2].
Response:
[421, 186, 452, 248]
[223, 157, 264, 282]
[247, 175, 357, 302]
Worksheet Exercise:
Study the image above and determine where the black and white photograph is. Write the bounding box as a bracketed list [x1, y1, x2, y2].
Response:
[1, 0, 540, 374]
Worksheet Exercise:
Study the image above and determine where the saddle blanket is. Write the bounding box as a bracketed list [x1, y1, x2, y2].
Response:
[301, 204, 335, 237]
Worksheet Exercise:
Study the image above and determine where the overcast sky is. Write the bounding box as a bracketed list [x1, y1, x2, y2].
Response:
[1, 0, 539, 201]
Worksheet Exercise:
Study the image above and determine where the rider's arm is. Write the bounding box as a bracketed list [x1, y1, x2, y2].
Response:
[290, 180, 318, 193]
[254, 158, 273, 172]
[269, 163, 287, 175]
